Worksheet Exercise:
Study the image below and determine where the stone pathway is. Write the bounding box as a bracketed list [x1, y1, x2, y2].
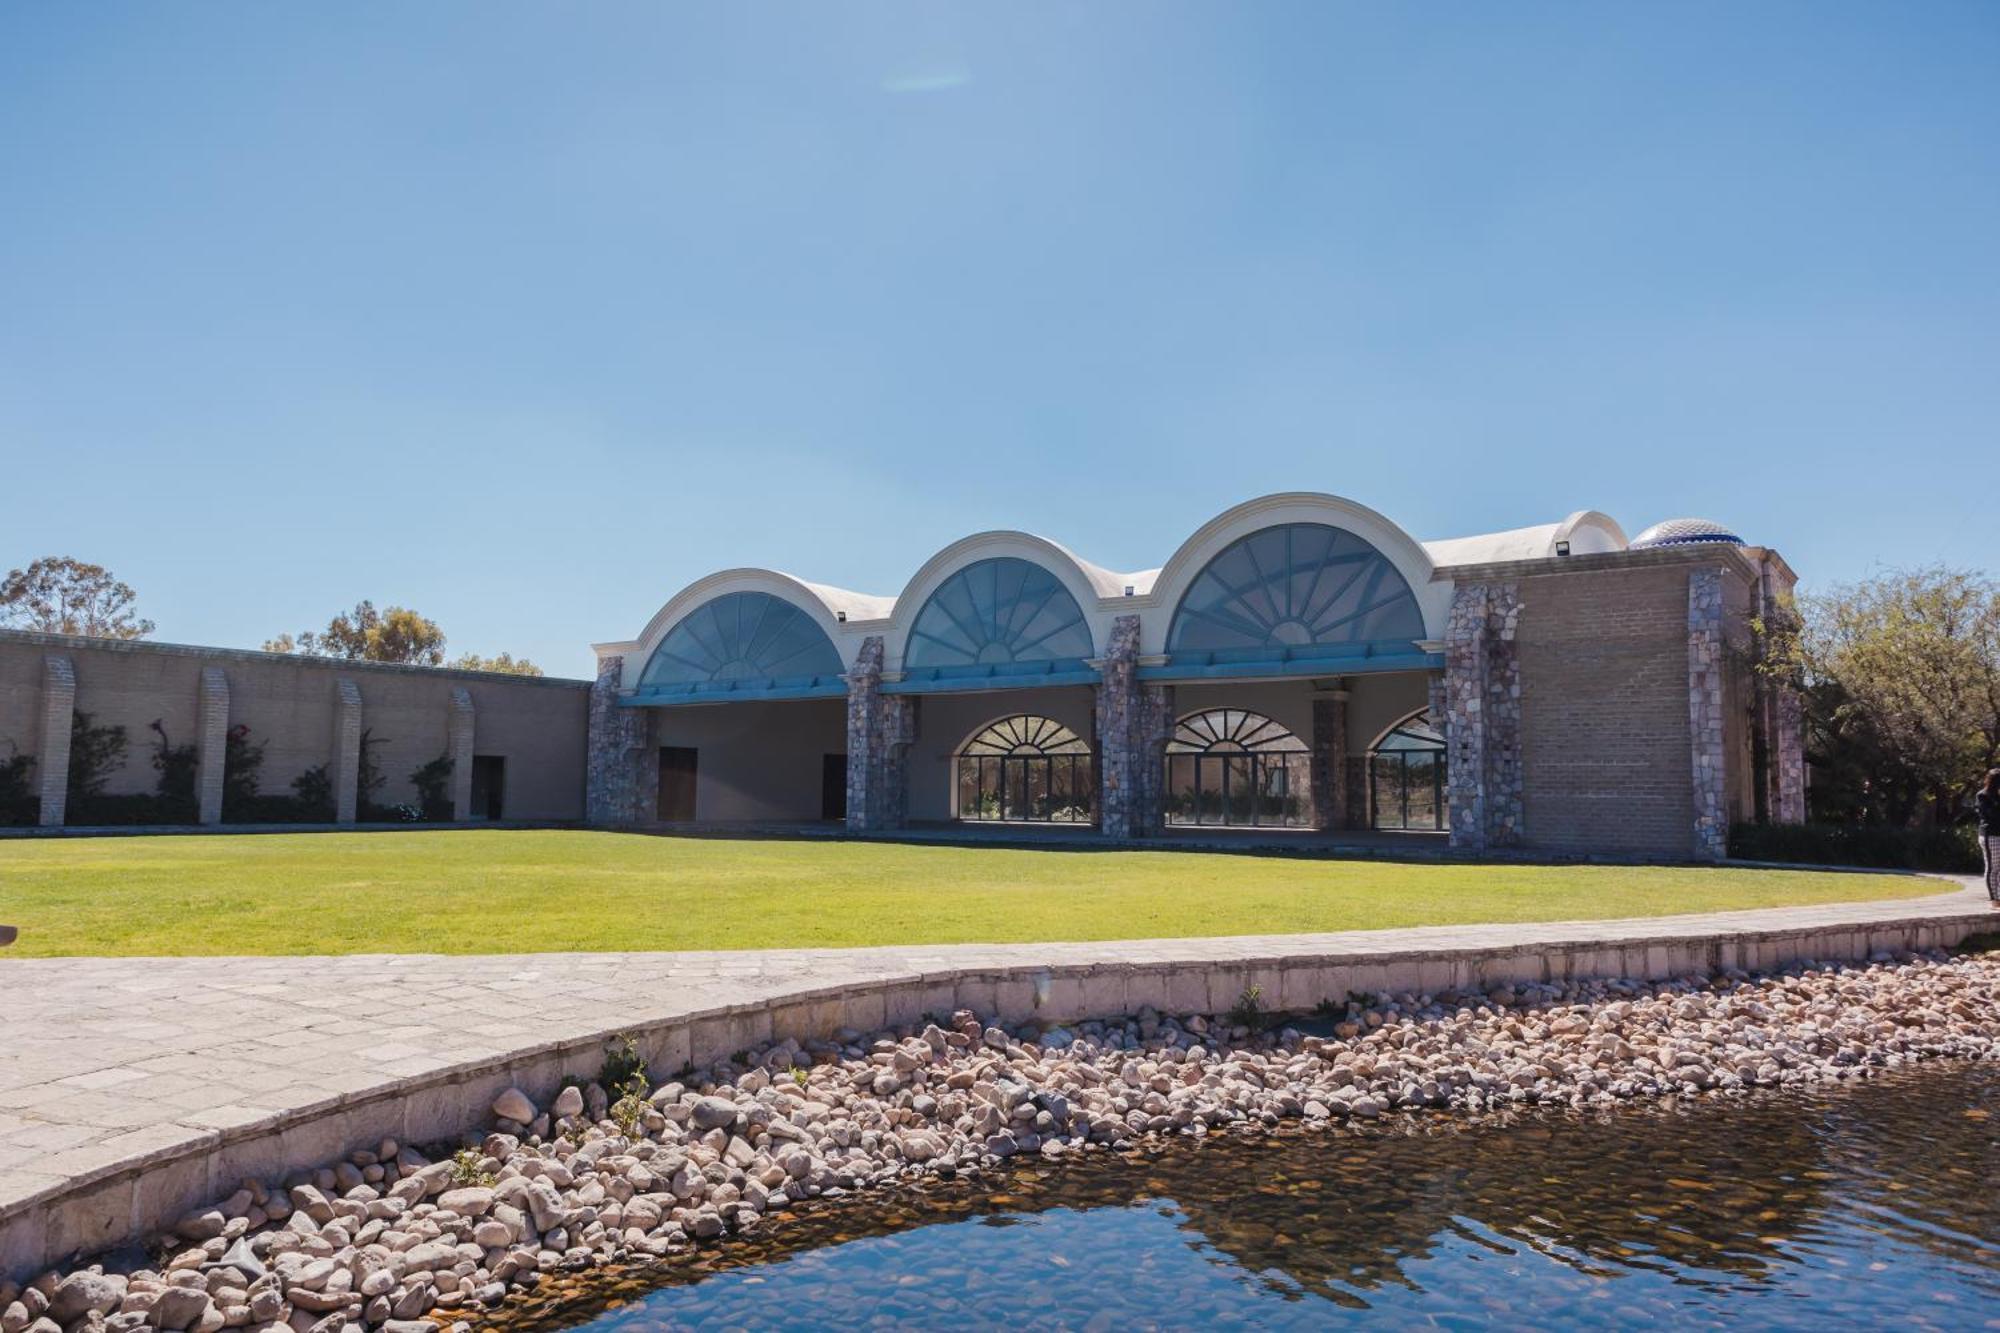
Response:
[0, 881, 1991, 1261]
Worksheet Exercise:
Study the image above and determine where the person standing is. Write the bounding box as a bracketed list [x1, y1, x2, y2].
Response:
[1980, 769, 2000, 905]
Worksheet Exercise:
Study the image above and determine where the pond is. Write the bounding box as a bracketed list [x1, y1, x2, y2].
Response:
[486, 1064, 1998, 1331]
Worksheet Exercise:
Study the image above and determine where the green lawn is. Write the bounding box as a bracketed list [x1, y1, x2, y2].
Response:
[0, 829, 1946, 958]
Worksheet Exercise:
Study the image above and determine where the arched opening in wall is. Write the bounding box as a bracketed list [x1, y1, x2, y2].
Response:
[955, 716, 1095, 824]
[1164, 709, 1310, 828]
[1369, 709, 1446, 831]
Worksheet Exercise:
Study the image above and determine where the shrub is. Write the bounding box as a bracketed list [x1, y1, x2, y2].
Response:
[0, 748, 36, 826]
[410, 754, 454, 822]
[220, 724, 266, 818]
[356, 729, 391, 821]
[145, 720, 199, 822]
[290, 764, 335, 821]
[1728, 821, 1980, 873]
[66, 711, 127, 801]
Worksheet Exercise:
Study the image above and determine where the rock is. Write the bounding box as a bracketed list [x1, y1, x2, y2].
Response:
[552, 1086, 583, 1118]
[47, 1273, 124, 1325]
[436, 1187, 493, 1218]
[175, 1211, 227, 1243]
[284, 1187, 332, 1226]
[491, 1088, 536, 1123]
[149, 1288, 212, 1332]
[690, 1097, 738, 1132]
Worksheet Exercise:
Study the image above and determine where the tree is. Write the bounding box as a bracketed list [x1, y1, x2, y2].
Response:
[265, 601, 448, 666]
[1786, 566, 2000, 826]
[0, 557, 154, 639]
[451, 651, 544, 677]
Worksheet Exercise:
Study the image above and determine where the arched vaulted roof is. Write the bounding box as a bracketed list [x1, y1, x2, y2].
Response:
[603, 494, 1635, 696]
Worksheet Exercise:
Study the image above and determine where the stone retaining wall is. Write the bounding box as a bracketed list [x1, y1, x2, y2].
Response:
[3, 899, 1991, 1283]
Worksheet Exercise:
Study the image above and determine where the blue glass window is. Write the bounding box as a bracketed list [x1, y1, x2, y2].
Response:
[639, 591, 844, 696]
[1166, 524, 1425, 662]
[1164, 709, 1310, 828]
[906, 558, 1094, 676]
[956, 716, 1095, 824]
[1370, 709, 1446, 831]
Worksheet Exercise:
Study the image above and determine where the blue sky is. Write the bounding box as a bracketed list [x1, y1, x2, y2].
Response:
[4, 3, 1996, 677]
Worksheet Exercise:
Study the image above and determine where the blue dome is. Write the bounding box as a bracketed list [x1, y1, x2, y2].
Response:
[1629, 517, 1744, 549]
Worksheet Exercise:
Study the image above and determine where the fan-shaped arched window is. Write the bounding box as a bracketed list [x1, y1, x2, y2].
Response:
[1166, 523, 1425, 667]
[639, 591, 845, 699]
[906, 558, 1094, 683]
[1164, 709, 1311, 827]
[1370, 709, 1446, 831]
[955, 715, 1095, 824]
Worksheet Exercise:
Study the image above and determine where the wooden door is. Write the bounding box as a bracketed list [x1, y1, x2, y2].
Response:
[657, 747, 697, 821]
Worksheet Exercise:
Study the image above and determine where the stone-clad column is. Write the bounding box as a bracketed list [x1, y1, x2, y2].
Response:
[1774, 687, 1805, 825]
[449, 688, 476, 821]
[1094, 615, 1175, 839]
[195, 668, 229, 825]
[586, 655, 656, 824]
[1444, 583, 1523, 852]
[1752, 556, 1808, 826]
[1688, 568, 1728, 861]
[331, 678, 363, 825]
[845, 636, 916, 832]
[1310, 688, 1348, 831]
[37, 655, 75, 827]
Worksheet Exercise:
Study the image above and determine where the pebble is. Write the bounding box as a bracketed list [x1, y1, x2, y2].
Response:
[17, 951, 1999, 1333]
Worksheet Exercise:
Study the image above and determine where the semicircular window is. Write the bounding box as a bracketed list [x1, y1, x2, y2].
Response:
[905, 557, 1094, 682]
[1370, 709, 1446, 831]
[1164, 709, 1310, 828]
[639, 591, 845, 699]
[956, 715, 1094, 824]
[1166, 523, 1425, 668]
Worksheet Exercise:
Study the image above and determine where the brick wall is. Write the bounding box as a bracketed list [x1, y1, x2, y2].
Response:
[0, 630, 590, 823]
[1515, 563, 1727, 857]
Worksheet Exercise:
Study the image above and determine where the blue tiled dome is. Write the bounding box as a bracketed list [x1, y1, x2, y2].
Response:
[1629, 517, 1744, 549]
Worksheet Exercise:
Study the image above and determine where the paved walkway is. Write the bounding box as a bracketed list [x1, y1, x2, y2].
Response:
[1, 881, 1991, 1273]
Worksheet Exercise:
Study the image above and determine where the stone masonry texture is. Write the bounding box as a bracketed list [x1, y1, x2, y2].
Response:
[1444, 583, 1523, 851]
[1688, 567, 1728, 862]
[586, 655, 656, 824]
[1094, 615, 1173, 838]
[35, 655, 74, 827]
[1310, 691, 1348, 831]
[845, 637, 917, 832]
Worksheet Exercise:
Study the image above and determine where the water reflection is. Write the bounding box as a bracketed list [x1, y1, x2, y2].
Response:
[487, 1065, 1999, 1330]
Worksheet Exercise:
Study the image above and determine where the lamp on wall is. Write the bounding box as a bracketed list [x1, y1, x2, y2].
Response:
[1554, 540, 1571, 557]
[836, 611, 847, 622]
[1123, 585, 1135, 596]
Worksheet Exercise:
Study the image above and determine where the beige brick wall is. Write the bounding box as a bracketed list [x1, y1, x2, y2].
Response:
[0, 632, 590, 822]
[1514, 562, 1749, 858]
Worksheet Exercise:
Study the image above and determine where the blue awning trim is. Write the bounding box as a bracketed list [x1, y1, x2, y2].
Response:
[883, 667, 1101, 695]
[619, 678, 848, 706]
[1139, 645, 1440, 683]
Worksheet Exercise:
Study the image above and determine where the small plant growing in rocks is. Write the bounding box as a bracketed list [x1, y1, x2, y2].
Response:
[1227, 983, 1266, 1030]
[447, 1146, 494, 1186]
[792, 1066, 811, 1088]
[601, 1033, 651, 1138]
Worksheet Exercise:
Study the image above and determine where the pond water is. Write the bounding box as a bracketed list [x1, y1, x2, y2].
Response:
[488, 1064, 1998, 1331]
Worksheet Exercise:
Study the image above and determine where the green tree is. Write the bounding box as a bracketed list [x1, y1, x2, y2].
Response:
[450, 651, 544, 677]
[1787, 566, 2000, 826]
[0, 557, 154, 639]
[265, 601, 448, 666]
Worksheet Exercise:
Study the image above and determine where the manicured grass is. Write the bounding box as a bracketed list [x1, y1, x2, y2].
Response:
[0, 829, 1947, 959]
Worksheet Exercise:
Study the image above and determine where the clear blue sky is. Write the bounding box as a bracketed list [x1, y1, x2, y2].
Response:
[4, 3, 1995, 677]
